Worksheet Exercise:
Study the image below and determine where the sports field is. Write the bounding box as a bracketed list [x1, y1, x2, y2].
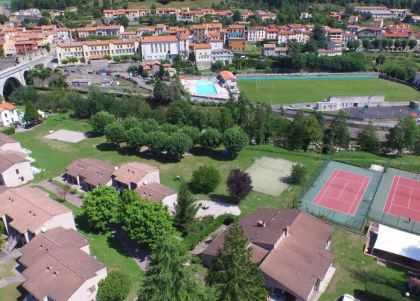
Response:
[237, 78, 420, 104]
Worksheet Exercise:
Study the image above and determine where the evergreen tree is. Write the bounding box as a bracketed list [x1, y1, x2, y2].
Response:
[331, 110, 350, 147]
[174, 182, 198, 235]
[138, 235, 215, 301]
[207, 223, 267, 301]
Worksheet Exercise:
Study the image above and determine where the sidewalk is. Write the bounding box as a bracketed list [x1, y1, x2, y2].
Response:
[38, 181, 83, 208]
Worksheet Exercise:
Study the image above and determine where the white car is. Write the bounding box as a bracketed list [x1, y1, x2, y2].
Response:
[338, 294, 356, 301]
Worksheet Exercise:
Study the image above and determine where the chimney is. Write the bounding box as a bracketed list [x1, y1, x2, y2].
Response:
[285, 226, 290, 237]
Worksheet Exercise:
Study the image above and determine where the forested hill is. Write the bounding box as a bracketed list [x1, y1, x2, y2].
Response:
[10, 0, 420, 13]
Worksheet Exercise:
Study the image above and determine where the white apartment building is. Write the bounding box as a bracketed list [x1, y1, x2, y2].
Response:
[75, 25, 124, 39]
[103, 8, 150, 20]
[193, 43, 212, 70]
[0, 102, 19, 127]
[211, 49, 234, 64]
[56, 39, 139, 65]
[140, 35, 189, 61]
[247, 26, 266, 42]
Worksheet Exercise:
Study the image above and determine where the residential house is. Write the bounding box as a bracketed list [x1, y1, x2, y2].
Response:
[0, 186, 76, 248]
[200, 209, 334, 301]
[356, 27, 383, 40]
[56, 39, 139, 65]
[228, 24, 246, 39]
[0, 132, 24, 153]
[227, 38, 245, 52]
[75, 25, 124, 39]
[140, 35, 189, 61]
[0, 102, 19, 127]
[19, 227, 107, 301]
[240, 9, 253, 21]
[191, 23, 222, 42]
[348, 15, 359, 24]
[155, 7, 179, 16]
[211, 49, 234, 64]
[373, 18, 384, 28]
[193, 43, 212, 70]
[103, 8, 150, 20]
[135, 182, 177, 212]
[325, 27, 343, 40]
[329, 11, 341, 21]
[0, 151, 33, 187]
[112, 162, 160, 191]
[254, 10, 276, 21]
[247, 26, 266, 42]
[300, 12, 312, 20]
[263, 44, 288, 57]
[265, 26, 278, 41]
[64, 158, 115, 191]
[318, 49, 343, 56]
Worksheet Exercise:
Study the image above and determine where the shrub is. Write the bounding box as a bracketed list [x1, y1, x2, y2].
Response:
[183, 214, 238, 250]
[97, 271, 131, 301]
[190, 164, 221, 193]
[2, 126, 15, 135]
[290, 164, 306, 185]
[227, 169, 253, 202]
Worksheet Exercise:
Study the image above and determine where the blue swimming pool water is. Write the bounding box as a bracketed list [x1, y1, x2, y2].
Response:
[237, 74, 378, 81]
[195, 80, 218, 95]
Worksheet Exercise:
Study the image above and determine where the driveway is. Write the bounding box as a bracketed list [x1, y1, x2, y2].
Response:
[38, 181, 83, 208]
[195, 200, 241, 218]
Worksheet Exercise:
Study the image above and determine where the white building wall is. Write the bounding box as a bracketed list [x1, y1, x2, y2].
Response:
[0, 109, 19, 127]
[0, 142, 24, 154]
[40, 212, 76, 233]
[136, 170, 160, 187]
[162, 193, 177, 213]
[140, 41, 180, 61]
[68, 268, 108, 301]
[0, 161, 33, 187]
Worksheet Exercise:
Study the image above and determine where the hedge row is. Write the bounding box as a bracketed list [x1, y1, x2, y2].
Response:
[183, 214, 238, 251]
[365, 282, 408, 301]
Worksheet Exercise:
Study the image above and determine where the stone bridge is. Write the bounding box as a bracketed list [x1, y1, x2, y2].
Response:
[0, 54, 56, 98]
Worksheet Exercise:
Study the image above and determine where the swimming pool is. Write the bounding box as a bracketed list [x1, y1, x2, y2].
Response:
[195, 80, 218, 95]
[237, 73, 378, 81]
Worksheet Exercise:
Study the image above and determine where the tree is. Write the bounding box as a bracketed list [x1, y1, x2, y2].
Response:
[226, 169, 252, 202]
[24, 102, 39, 121]
[286, 111, 306, 150]
[122, 116, 140, 130]
[146, 131, 169, 154]
[167, 100, 193, 125]
[362, 39, 371, 50]
[122, 196, 173, 250]
[312, 24, 327, 49]
[347, 40, 360, 51]
[90, 111, 117, 135]
[174, 182, 198, 235]
[115, 15, 129, 27]
[200, 128, 222, 148]
[232, 10, 241, 22]
[104, 122, 126, 147]
[97, 271, 131, 301]
[408, 39, 417, 49]
[82, 185, 121, 232]
[166, 132, 193, 159]
[358, 123, 380, 153]
[331, 111, 350, 147]
[303, 115, 323, 151]
[303, 39, 318, 53]
[126, 126, 147, 151]
[290, 164, 306, 184]
[153, 79, 172, 103]
[138, 235, 214, 301]
[223, 127, 249, 158]
[387, 116, 418, 154]
[38, 17, 50, 26]
[207, 223, 267, 301]
[191, 165, 221, 194]
[0, 14, 9, 24]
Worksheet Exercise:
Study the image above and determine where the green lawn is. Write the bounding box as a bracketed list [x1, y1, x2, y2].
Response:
[12, 114, 326, 216]
[321, 228, 418, 301]
[238, 78, 420, 104]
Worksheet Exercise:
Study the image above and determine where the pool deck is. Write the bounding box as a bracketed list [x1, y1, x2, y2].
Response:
[181, 78, 230, 99]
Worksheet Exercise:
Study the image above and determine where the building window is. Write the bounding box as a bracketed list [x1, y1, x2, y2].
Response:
[15, 169, 19, 174]
[20, 177, 24, 182]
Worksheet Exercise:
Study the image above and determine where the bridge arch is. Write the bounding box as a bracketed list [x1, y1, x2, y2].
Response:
[3, 77, 22, 99]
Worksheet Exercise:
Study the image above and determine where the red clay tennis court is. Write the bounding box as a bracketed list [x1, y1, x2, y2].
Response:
[384, 176, 420, 222]
[312, 169, 371, 215]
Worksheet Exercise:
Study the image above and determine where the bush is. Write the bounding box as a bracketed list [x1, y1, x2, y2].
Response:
[227, 169, 253, 203]
[365, 282, 406, 301]
[190, 164, 221, 193]
[2, 126, 15, 135]
[97, 271, 131, 301]
[183, 214, 238, 250]
[290, 164, 306, 185]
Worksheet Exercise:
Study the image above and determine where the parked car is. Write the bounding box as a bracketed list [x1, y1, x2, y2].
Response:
[337, 294, 357, 301]
[35, 119, 44, 125]
[24, 121, 36, 129]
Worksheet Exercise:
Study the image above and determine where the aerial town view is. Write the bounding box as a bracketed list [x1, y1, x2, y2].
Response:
[0, 0, 419, 300]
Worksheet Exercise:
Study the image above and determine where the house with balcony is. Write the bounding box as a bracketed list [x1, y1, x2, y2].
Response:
[0, 151, 33, 187]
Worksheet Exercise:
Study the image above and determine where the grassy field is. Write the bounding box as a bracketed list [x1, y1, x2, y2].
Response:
[320, 228, 416, 301]
[238, 78, 420, 104]
[12, 114, 326, 216]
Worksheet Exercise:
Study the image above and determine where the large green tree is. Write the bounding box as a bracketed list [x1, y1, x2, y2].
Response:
[82, 185, 121, 232]
[24, 102, 39, 121]
[122, 196, 173, 250]
[104, 122, 126, 148]
[200, 128, 222, 149]
[207, 223, 268, 301]
[90, 111, 117, 135]
[386, 116, 418, 154]
[331, 110, 350, 147]
[138, 235, 215, 301]
[166, 132, 193, 159]
[174, 182, 198, 235]
[223, 127, 249, 158]
[358, 123, 380, 153]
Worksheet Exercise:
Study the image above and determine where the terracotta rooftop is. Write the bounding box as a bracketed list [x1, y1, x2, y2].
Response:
[140, 35, 178, 43]
[0, 187, 72, 234]
[112, 162, 158, 186]
[0, 150, 27, 173]
[65, 158, 115, 187]
[135, 182, 176, 202]
[0, 132, 17, 146]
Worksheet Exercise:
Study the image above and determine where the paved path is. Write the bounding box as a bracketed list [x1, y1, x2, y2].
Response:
[38, 181, 83, 207]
